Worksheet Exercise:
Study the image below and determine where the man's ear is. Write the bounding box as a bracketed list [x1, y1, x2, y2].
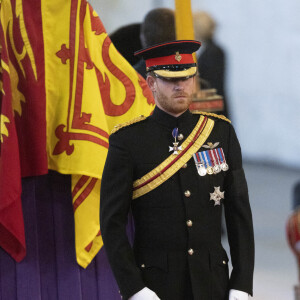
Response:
[146, 75, 156, 92]
[192, 76, 196, 91]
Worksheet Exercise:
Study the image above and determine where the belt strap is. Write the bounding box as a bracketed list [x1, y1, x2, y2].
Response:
[132, 116, 214, 200]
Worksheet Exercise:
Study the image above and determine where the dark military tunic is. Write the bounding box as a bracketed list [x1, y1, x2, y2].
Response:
[100, 107, 254, 300]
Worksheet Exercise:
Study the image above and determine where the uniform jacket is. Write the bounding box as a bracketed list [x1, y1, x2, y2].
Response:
[100, 107, 254, 300]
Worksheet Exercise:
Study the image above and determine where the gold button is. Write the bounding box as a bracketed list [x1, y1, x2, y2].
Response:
[223, 260, 226, 265]
[184, 190, 191, 197]
[178, 133, 184, 141]
[182, 163, 188, 169]
[188, 248, 194, 255]
[141, 264, 145, 268]
[186, 220, 193, 227]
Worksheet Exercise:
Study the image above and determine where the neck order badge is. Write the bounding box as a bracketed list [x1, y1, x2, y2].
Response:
[169, 128, 182, 155]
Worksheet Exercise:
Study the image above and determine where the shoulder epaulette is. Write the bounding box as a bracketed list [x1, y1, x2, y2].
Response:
[192, 111, 231, 123]
[110, 115, 147, 134]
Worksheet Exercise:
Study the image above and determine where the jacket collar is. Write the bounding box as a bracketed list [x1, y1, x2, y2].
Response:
[150, 106, 194, 129]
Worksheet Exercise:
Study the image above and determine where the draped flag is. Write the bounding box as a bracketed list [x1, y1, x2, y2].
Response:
[0, 0, 155, 267]
[0, 0, 26, 262]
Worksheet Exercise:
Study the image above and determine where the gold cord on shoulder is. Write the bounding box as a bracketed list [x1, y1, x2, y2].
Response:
[110, 115, 147, 134]
[192, 111, 231, 123]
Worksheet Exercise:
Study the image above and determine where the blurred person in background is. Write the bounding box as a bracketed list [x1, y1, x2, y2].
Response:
[110, 23, 142, 66]
[194, 11, 229, 117]
[133, 8, 176, 78]
[100, 40, 254, 300]
[292, 181, 300, 210]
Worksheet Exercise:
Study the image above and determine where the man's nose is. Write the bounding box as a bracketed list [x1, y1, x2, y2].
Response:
[174, 80, 185, 90]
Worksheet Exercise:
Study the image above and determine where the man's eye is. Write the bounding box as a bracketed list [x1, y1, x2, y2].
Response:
[163, 78, 187, 83]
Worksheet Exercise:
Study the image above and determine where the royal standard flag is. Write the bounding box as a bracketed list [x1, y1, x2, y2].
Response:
[43, 0, 154, 268]
[0, 0, 155, 267]
[0, 0, 26, 262]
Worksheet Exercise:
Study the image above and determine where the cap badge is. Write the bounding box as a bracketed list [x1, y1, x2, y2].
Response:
[175, 52, 182, 62]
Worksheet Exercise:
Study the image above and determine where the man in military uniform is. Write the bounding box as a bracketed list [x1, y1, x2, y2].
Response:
[100, 40, 254, 300]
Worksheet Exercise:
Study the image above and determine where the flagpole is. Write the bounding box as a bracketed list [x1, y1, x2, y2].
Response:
[174, 0, 195, 40]
[174, 0, 200, 94]
[174, 0, 196, 61]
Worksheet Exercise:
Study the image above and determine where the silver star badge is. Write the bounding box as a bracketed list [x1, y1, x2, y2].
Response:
[209, 186, 225, 206]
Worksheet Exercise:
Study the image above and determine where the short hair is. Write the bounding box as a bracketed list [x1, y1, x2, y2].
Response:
[110, 23, 142, 65]
[140, 8, 175, 48]
[193, 11, 216, 41]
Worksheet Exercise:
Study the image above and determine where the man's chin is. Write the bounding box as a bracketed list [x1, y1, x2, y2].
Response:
[175, 100, 191, 109]
[170, 105, 190, 115]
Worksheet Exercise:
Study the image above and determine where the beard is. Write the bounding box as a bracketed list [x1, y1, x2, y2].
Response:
[155, 90, 193, 116]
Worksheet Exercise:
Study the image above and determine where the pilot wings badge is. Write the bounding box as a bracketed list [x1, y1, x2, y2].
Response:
[202, 142, 220, 149]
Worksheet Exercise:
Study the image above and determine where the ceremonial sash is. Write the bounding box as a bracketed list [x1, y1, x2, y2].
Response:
[132, 116, 214, 199]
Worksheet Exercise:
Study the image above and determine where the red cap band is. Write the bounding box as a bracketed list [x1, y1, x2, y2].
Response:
[146, 53, 195, 68]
